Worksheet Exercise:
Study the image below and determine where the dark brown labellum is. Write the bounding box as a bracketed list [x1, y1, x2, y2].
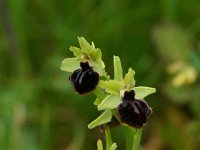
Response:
[117, 99, 152, 128]
[69, 62, 99, 95]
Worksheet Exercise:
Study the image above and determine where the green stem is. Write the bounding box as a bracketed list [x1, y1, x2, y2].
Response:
[124, 127, 135, 150]
[132, 128, 143, 150]
[94, 88, 113, 150]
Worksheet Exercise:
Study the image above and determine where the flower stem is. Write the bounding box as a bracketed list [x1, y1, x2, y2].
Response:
[132, 128, 143, 150]
[124, 127, 134, 150]
[94, 88, 113, 150]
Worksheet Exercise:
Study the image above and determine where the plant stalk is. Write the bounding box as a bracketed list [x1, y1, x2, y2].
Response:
[132, 128, 143, 150]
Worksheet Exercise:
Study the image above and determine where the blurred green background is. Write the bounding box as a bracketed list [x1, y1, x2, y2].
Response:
[0, 0, 200, 149]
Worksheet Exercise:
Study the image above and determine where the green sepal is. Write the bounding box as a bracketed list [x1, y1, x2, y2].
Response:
[93, 60, 106, 76]
[78, 37, 92, 53]
[88, 110, 112, 129]
[98, 94, 121, 110]
[134, 86, 156, 99]
[60, 58, 80, 72]
[98, 80, 121, 95]
[77, 37, 103, 61]
[113, 56, 123, 81]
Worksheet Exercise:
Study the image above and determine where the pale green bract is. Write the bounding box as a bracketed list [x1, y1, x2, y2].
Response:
[98, 80, 121, 95]
[97, 140, 117, 150]
[98, 94, 121, 110]
[97, 139, 103, 150]
[109, 143, 117, 150]
[88, 110, 112, 129]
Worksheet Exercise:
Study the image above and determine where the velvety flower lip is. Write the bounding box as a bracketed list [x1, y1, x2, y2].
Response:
[117, 97, 152, 128]
[70, 62, 99, 95]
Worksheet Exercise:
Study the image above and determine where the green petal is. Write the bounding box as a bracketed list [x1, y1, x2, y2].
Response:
[113, 56, 123, 81]
[88, 110, 112, 129]
[69, 46, 82, 57]
[98, 94, 121, 110]
[98, 80, 121, 94]
[97, 139, 104, 150]
[134, 86, 156, 99]
[123, 68, 135, 86]
[60, 58, 80, 72]
[109, 143, 117, 150]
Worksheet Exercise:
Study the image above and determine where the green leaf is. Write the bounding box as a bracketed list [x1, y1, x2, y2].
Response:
[98, 80, 121, 94]
[113, 56, 123, 81]
[134, 86, 156, 99]
[60, 58, 80, 72]
[109, 143, 117, 150]
[123, 68, 135, 86]
[78, 37, 92, 52]
[98, 95, 121, 110]
[97, 139, 104, 150]
[88, 110, 112, 129]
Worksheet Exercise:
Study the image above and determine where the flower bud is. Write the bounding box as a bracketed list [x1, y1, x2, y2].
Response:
[69, 62, 99, 95]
